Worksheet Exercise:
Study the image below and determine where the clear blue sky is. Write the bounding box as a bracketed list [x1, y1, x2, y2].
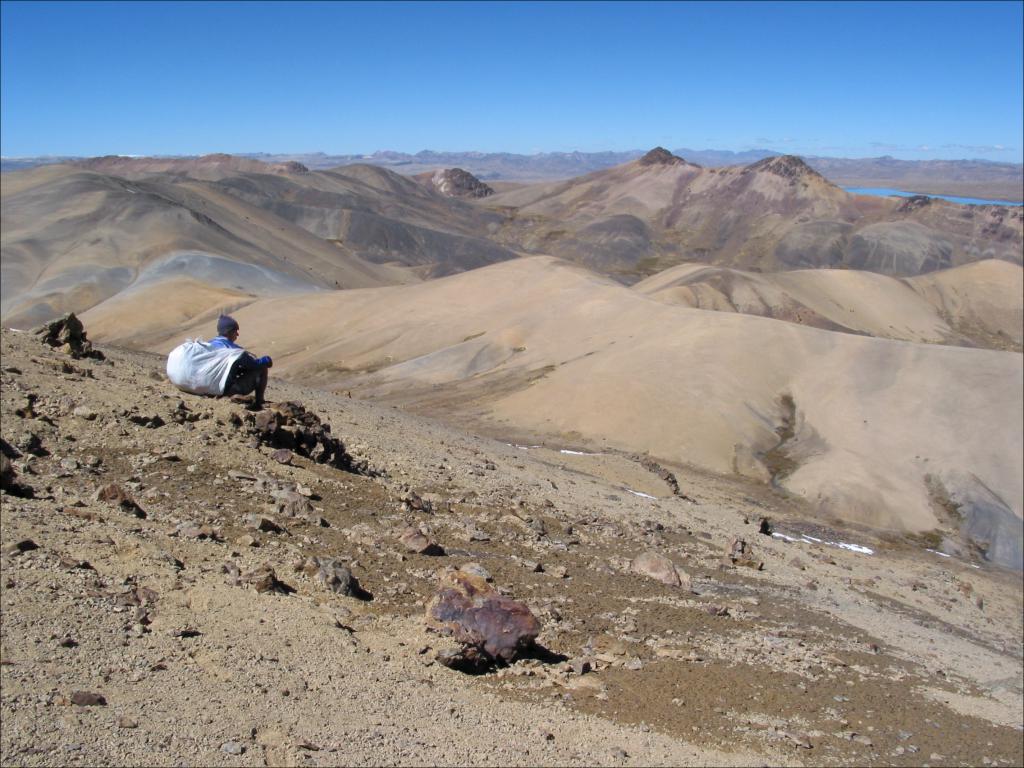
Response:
[2, 0, 1022, 161]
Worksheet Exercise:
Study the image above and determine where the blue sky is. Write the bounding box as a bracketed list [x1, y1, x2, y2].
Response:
[2, 1, 1022, 161]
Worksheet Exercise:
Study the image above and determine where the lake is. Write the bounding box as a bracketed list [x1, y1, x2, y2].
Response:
[842, 186, 1023, 207]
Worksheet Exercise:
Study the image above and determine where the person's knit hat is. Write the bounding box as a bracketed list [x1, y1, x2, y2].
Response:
[217, 315, 239, 336]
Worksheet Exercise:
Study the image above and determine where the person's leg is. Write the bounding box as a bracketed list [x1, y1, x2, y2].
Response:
[254, 368, 268, 407]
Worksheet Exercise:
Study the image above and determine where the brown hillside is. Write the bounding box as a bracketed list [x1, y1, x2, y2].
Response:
[483, 152, 1024, 278]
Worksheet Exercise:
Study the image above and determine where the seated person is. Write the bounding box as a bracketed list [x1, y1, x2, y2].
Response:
[209, 315, 272, 408]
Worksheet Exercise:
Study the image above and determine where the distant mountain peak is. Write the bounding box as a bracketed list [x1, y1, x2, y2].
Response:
[638, 147, 687, 166]
[72, 153, 307, 175]
[423, 168, 494, 198]
[747, 154, 824, 182]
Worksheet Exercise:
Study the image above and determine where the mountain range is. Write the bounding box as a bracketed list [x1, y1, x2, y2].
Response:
[2, 149, 1021, 569]
[5, 148, 1022, 201]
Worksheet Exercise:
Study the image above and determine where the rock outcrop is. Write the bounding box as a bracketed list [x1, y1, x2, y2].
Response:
[638, 147, 688, 166]
[427, 168, 495, 198]
[247, 402, 375, 475]
[34, 313, 104, 360]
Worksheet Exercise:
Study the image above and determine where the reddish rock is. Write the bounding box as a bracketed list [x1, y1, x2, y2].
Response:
[426, 567, 541, 665]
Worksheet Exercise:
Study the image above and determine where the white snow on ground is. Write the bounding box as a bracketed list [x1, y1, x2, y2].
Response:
[772, 531, 874, 555]
[834, 541, 874, 555]
[625, 489, 657, 500]
[771, 532, 800, 542]
[923, 548, 979, 568]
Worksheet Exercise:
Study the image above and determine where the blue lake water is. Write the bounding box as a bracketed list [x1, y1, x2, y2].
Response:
[842, 186, 1023, 207]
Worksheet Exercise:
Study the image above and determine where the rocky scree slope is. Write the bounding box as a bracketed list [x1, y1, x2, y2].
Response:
[1, 325, 1023, 766]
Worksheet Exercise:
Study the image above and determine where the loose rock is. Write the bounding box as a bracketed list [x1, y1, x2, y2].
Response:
[426, 567, 541, 668]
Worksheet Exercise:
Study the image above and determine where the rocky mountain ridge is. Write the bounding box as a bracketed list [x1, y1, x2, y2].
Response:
[482, 152, 1023, 278]
[7, 150, 1021, 201]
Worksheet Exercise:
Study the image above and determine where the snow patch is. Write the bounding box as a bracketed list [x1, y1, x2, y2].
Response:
[772, 531, 874, 555]
[625, 489, 657, 500]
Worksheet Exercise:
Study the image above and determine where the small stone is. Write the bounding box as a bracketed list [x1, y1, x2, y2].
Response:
[725, 537, 764, 569]
[400, 527, 445, 556]
[174, 523, 205, 539]
[571, 658, 593, 675]
[271, 449, 293, 465]
[306, 557, 359, 597]
[244, 514, 283, 534]
[630, 550, 687, 587]
[221, 741, 245, 755]
[624, 657, 643, 671]
[4, 539, 39, 556]
[73, 406, 97, 421]
[459, 562, 492, 581]
[235, 534, 258, 548]
[117, 716, 138, 729]
[244, 563, 292, 594]
[94, 484, 145, 518]
[70, 691, 106, 706]
[610, 747, 628, 760]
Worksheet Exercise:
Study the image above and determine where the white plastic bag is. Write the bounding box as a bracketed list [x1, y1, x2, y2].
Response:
[166, 339, 244, 396]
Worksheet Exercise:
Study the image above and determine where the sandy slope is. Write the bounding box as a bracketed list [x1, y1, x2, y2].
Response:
[905, 260, 1024, 349]
[151, 257, 1023, 569]
[633, 260, 1023, 349]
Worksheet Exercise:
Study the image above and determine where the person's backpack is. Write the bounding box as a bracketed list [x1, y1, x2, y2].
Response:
[166, 340, 244, 396]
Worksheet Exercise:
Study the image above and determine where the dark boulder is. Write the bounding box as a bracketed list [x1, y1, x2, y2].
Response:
[426, 567, 541, 668]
